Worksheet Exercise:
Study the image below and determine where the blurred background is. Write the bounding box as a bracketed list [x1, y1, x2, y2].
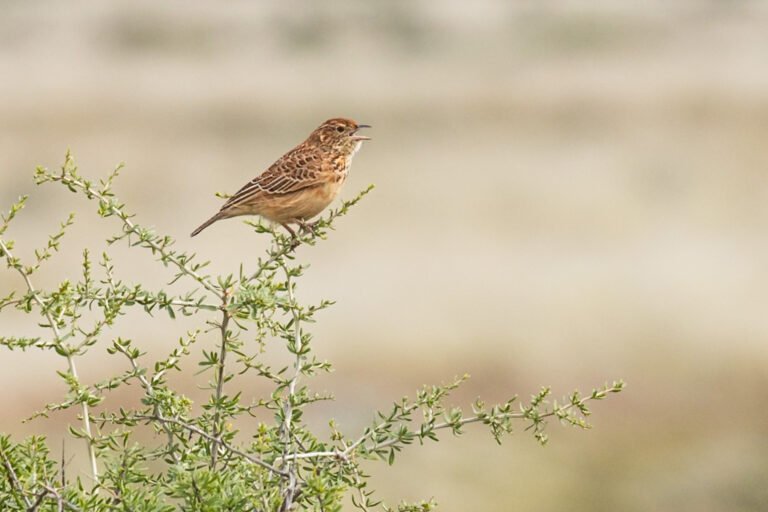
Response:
[2, 1, 768, 510]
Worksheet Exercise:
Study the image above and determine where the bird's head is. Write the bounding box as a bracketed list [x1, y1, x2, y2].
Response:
[309, 118, 371, 152]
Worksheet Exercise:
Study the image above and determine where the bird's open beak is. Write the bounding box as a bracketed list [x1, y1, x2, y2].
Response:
[352, 124, 372, 141]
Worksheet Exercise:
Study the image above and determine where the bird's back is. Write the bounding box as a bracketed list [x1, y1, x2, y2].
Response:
[222, 142, 329, 213]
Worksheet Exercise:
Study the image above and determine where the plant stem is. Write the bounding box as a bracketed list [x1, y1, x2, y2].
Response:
[130, 414, 286, 476]
[0, 239, 99, 487]
[210, 290, 231, 469]
[279, 264, 304, 511]
[115, 347, 181, 463]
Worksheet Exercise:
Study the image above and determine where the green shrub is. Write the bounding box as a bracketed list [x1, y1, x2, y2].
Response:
[0, 153, 623, 511]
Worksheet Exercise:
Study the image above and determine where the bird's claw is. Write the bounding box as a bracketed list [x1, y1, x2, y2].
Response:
[298, 220, 319, 235]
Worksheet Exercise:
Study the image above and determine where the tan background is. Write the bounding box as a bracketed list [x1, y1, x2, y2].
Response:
[2, 1, 768, 510]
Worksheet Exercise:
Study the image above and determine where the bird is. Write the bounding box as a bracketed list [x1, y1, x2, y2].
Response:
[191, 118, 371, 237]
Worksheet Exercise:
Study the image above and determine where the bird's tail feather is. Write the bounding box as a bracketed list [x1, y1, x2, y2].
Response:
[190, 212, 223, 237]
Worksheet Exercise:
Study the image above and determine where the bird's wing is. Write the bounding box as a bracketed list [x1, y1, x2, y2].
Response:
[221, 147, 326, 211]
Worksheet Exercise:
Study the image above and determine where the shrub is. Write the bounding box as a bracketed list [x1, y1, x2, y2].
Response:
[0, 153, 623, 511]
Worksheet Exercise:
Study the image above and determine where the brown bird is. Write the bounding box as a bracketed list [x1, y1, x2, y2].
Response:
[191, 118, 371, 237]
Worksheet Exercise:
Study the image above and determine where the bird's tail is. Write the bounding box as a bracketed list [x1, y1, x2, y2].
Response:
[190, 212, 223, 237]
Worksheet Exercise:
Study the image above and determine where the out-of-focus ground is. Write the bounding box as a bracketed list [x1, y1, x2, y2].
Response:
[2, 1, 768, 510]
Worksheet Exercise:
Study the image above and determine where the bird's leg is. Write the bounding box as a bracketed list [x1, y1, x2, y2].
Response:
[280, 222, 298, 238]
[279, 222, 302, 250]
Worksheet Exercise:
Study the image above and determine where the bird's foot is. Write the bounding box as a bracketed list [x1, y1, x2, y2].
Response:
[297, 219, 319, 235]
[279, 223, 303, 251]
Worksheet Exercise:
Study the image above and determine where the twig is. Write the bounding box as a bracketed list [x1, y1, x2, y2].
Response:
[27, 489, 47, 511]
[60, 440, 65, 487]
[130, 414, 286, 476]
[350, 466, 370, 512]
[40, 171, 219, 295]
[0, 444, 32, 508]
[249, 233, 302, 283]
[0, 447, 79, 512]
[0, 239, 99, 485]
[277, 385, 622, 463]
[112, 345, 181, 464]
[41, 484, 81, 512]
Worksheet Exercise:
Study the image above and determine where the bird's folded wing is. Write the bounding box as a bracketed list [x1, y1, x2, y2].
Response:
[222, 149, 325, 210]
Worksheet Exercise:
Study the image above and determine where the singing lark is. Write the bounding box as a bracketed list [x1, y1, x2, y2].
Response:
[191, 118, 371, 237]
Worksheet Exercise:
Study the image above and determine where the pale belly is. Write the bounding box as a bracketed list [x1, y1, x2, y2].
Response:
[258, 179, 344, 223]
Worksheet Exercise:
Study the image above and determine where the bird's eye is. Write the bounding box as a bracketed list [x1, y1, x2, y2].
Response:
[336, 126, 345, 133]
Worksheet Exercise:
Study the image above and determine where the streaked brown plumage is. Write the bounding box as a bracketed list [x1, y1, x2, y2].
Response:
[191, 118, 371, 237]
